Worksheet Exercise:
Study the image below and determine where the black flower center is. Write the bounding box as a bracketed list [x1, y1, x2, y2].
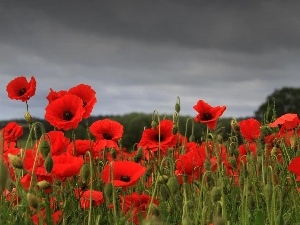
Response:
[19, 88, 27, 96]
[155, 134, 164, 142]
[103, 133, 113, 140]
[63, 111, 73, 121]
[201, 112, 213, 121]
[120, 175, 131, 182]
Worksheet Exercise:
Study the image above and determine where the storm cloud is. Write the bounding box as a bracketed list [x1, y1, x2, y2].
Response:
[0, 1, 300, 120]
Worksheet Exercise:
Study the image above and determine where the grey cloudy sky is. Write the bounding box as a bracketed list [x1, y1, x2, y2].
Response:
[1, 0, 300, 120]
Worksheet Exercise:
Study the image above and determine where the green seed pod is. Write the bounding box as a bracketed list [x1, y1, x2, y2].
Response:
[80, 163, 90, 183]
[151, 120, 158, 129]
[0, 160, 9, 193]
[24, 111, 33, 124]
[39, 139, 51, 159]
[263, 183, 272, 200]
[167, 176, 180, 196]
[44, 155, 53, 174]
[27, 193, 39, 209]
[175, 103, 181, 113]
[133, 147, 143, 163]
[8, 153, 23, 169]
[159, 184, 169, 201]
[157, 175, 169, 184]
[37, 180, 52, 189]
[104, 183, 113, 200]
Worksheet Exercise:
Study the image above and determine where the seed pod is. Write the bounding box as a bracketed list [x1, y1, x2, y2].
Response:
[211, 186, 222, 203]
[175, 103, 180, 113]
[167, 176, 180, 196]
[39, 139, 51, 159]
[151, 120, 158, 129]
[133, 147, 143, 163]
[44, 155, 53, 174]
[8, 153, 23, 169]
[80, 163, 90, 183]
[27, 193, 39, 209]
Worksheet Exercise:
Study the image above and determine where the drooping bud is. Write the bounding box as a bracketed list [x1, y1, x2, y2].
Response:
[37, 180, 52, 189]
[27, 193, 39, 209]
[38, 139, 51, 159]
[166, 176, 180, 196]
[133, 147, 143, 163]
[80, 163, 90, 184]
[157, 175, 169, 184]
[24, 111, 33, 124]
[44, 155, 53, 174]
[151, 120, 158, 129]
[211, 186, 222, 203]
[230, 118, 239, 132]
[0, 160, 9, 193]
[8, 153, 23, 169]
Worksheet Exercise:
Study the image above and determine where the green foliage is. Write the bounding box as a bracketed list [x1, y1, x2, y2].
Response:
[255, 87, 300, 122]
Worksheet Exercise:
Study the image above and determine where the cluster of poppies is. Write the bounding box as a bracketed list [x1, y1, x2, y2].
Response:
[2, 76, 300, 225]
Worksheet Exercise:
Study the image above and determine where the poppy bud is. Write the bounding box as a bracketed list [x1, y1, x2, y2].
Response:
[0, 160, 9, 193]
[80, 163, 90, 184]
[44, 155, 53, 174]
[159, 184, 169, 201]
[24, 111, 33, 124]
[27, 193, 39, 209]
[133, 147, 143, 163]
[37, 180, 52, 189]
[158, 175, 169, 184]
[175, 103, 180, 113]
[263, 183, 272, 200]
[38, 139, 51, 159]
[228, 156, 237, 169]
[211, 186, 222, 203]
[167, 176, 180, 196]
[109, 148, 117, 159]
[151, 120, 158, 129]
[231, 118, 239, 132]
[189, 134, 195, 142]
[104, 183, 113, 200]
[172, 124, 178, 134]
[204, 158, 211, 171]
[8, 153, 23, 169]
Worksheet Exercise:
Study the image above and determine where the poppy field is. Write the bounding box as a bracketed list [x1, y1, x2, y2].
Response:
[1, 76, 300, 225]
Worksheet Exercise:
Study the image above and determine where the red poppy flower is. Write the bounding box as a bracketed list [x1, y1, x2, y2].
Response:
[89, 119, 124, 152]
[51, 154, 84, 180]
[193, 100, 226, 129]
[6, 76, 36, 102]
[119, 192, 159, 224]
[3, 122, 23, 143]
[68, 84, 97, 118]
[175, 143, 206, 183]
[102, 161, 147, 187]
[238, 118, 261, 142]
[31, 209, 62, 225]
[237, 142, 257, 165]
[45, 94, 85, 130]
[137, 119, 178, 159]
[269, 113, 300, 131]
[66, 139, 96, 157]
[288, 156, 300, 181]
[45, 131, 70, 156]
[46, 88, 68, 103]
[75, 190, 104, 209]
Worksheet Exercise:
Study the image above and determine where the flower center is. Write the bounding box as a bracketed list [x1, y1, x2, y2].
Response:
[155, 134, 164, 142]
[120, 175, 130, 182]
[63, 111, 74, 121]
[19, 88, 27, 96]
[201, 112, 213, 121]
[103, 133, 113, 140]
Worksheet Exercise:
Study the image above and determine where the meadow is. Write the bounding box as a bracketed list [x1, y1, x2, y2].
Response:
[1, 76, 300, 225]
